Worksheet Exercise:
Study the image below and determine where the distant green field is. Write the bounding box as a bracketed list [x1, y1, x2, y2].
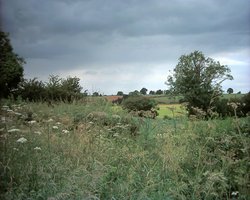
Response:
[147, 95, 183, 104]
[221, 93, 245, 99]
[153, 93, 247, 119]
[148, 93, 247, 105]
[157, 104, 187, 119]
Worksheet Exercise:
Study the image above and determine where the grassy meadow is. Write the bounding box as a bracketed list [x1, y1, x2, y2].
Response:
[0, 98, 249, 200]
[157, 104, 186, 119]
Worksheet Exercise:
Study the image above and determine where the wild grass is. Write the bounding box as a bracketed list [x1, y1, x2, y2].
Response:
[157, 104, 186, 119]
[0, 99, 249, 199]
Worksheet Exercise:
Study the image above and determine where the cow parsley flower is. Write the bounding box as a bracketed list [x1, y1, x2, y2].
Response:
[34, 147, 41, 151]
[17, 137, 27, 143]
[231, 191, 239, 196]
[46, 118, 53, 123]
[14, 112, 23, 116]
[34, 131, 42, 135]
[28, 120, 36, 125]
[8, 129, 21, 133]
[52, 126, 58, 130]
[2, 105, 9, 110]
[62, 129, 69, 134]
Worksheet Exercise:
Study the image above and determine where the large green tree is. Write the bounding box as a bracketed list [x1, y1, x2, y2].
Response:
[0, 31, 25, 98]
[167, 51, 233, 116]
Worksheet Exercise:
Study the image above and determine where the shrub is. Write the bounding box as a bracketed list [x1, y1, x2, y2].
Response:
[122, 96, 157, 111]
[242, 92, 250, 115]
[214, 93, 250, 118]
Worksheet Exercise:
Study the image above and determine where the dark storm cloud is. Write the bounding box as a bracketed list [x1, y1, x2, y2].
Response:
[1, 0, 249, 93]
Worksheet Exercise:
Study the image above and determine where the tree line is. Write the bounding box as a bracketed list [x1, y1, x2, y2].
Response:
[1, 31, 249, 118]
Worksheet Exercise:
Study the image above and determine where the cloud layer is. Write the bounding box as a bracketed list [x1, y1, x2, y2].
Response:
[2, 0, 250, 94]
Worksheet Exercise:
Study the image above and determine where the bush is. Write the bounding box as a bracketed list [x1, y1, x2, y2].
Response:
[214, 93, 250, 118]
[122, 96, 157, 111]
[242, 92, 250, 115]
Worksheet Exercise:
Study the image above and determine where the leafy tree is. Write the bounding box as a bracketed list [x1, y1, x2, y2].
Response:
[92, 92, 99, 96]
[140, 87, 148, 95]
[156, 89, 163, 95]
[129, 90, 140, 96]
[164, 90, 170, 95]
[46, 75, 82, 101]
[18, 78, 46, 101]
[117, 91, 124, 96]
[166, 51, 233, 116]
[149, 90, 155, 95]
[0, 31, 24, 98]
[61, 76, 82, 101]
[46, 75, 63, 101]
[227, 88, 234, 94]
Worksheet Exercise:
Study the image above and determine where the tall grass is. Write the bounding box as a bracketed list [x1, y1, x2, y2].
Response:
[0, 99, 249, 199]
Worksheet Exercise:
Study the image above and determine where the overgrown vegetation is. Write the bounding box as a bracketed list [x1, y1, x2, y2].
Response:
[0, 99, 249, 199]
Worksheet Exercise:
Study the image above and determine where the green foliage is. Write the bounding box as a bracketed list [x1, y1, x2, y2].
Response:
[16, 75, 83, 102]
[122, 96, 157, 111]
[149, 90, 155, 95]
[45, 75, 83, 102]
[242, 92, 250, 115]
[0, 100, 249, 199]
[156, 89, 163, 95]
[117, 91, 124, 96]
[17, 78, 46, 101]
[167, 50, 233, 116]
[214, 93, 250, 118]
[128, 90, 141, 96]
[0, 31, 24, 98]
[140, 87, 148, 95]
[227, 87, 234, 94]
[92, 92, 100, 96]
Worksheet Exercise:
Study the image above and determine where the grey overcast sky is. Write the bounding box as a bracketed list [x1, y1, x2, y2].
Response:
[1, 0, 250, 94]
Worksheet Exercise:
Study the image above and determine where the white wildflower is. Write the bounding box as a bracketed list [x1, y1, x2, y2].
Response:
[2, 105, 9, 111]
[0, 128, 4, 132]
[89, 121, 94, 124]
[17, 137, 27, 143]
[56, 122, 61, 125]
[46, 118, 53, 123]
[231, 191, 239, 196]
[8, 129, 21, 133]
[62, 129, 69, 134]
[7, 109, 14, 113]
[28, 120, 36, 125]
[34, 147, 41, 151]
[52, 126, 58, 130]
[34, 131, 42, 135]
[14, 112, 23, 116]
[13, 147, 19, 151]
[113, 133, 119, 137]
